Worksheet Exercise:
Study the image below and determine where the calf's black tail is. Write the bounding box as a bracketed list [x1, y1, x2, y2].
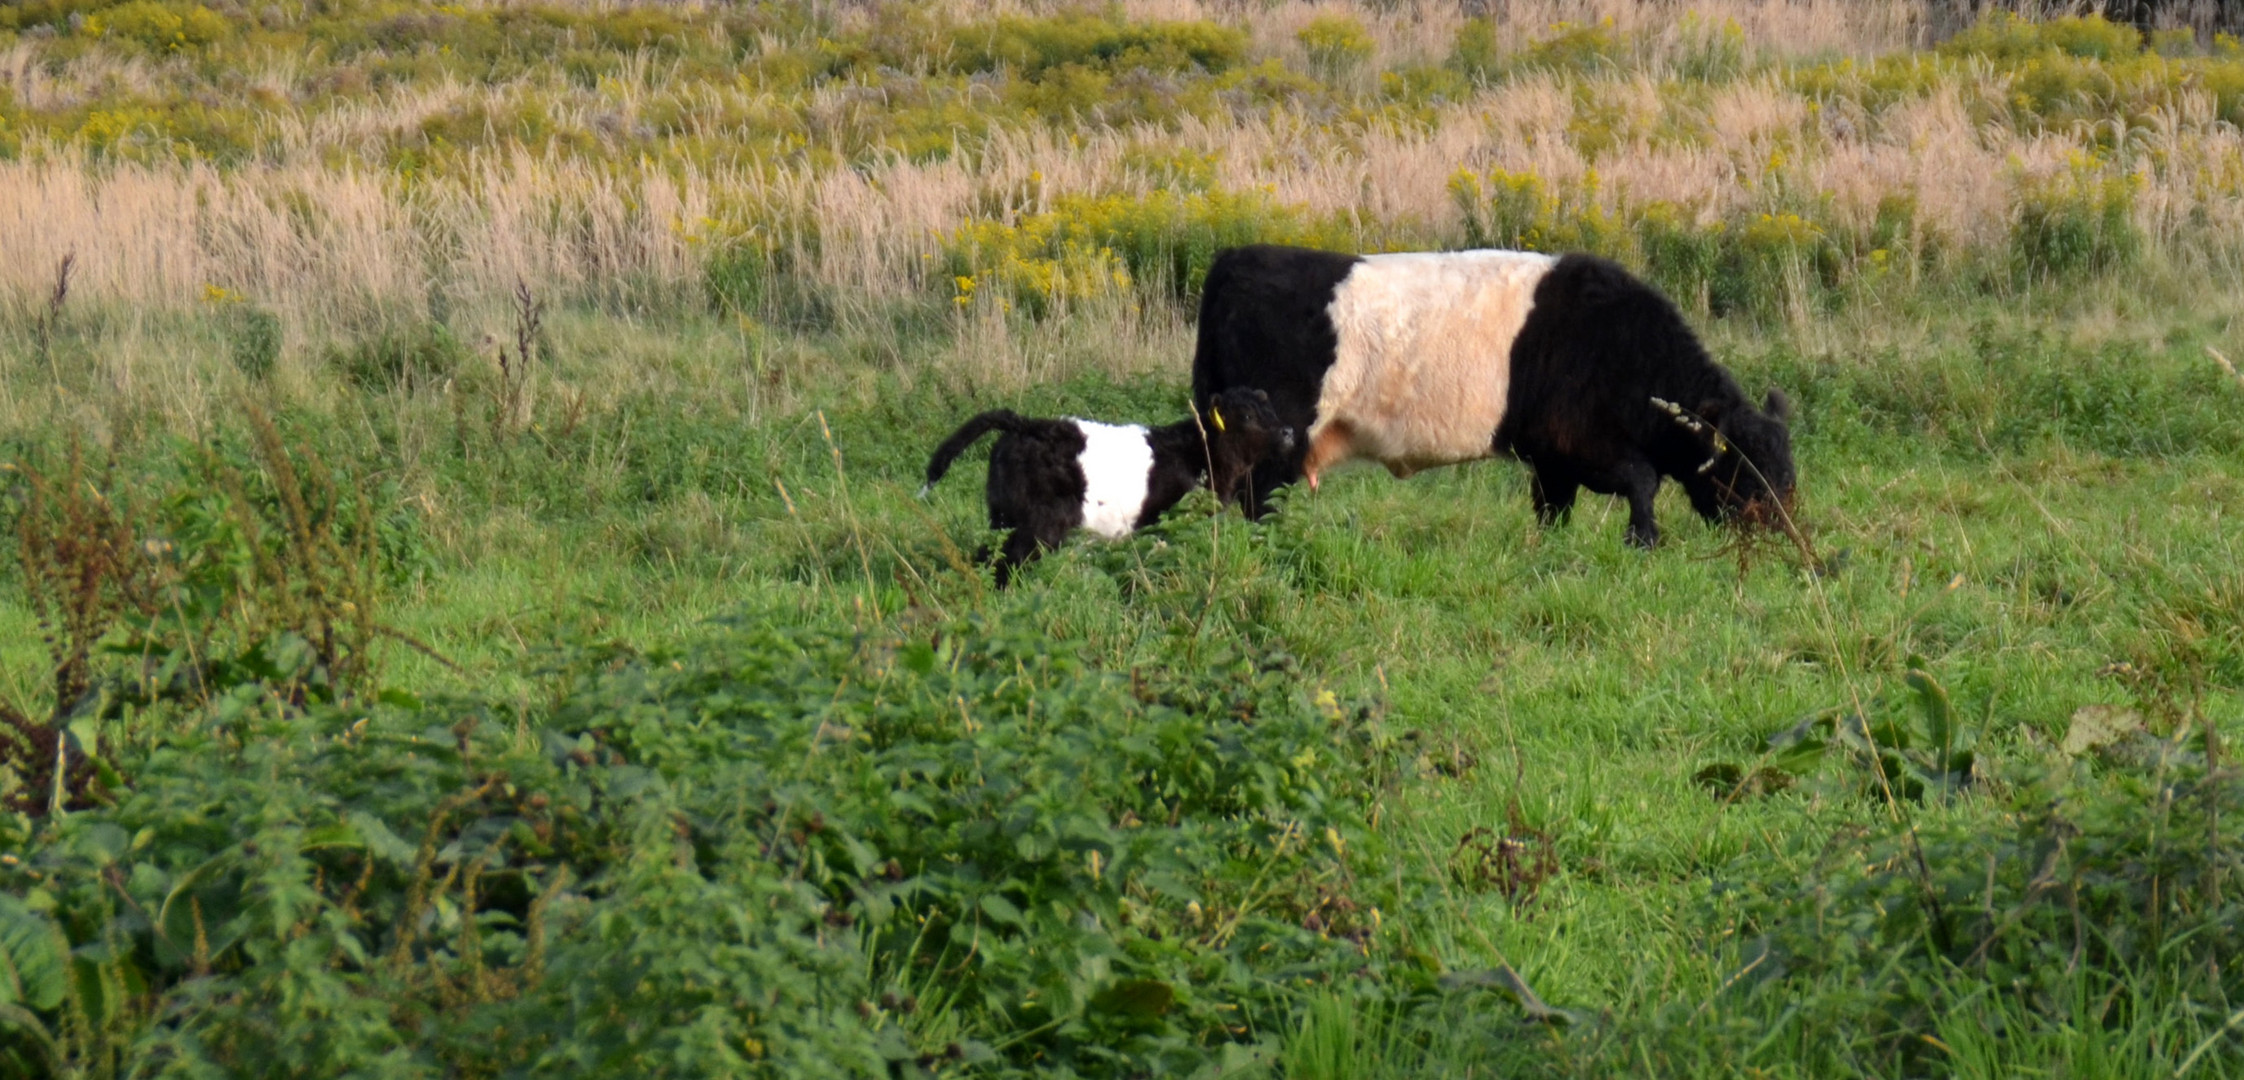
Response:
[922, 410, 1028, 495]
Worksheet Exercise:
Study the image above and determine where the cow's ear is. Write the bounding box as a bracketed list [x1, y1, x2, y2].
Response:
[1694, 398, 1728, 427]
[1253, 388, 1270, 402]
[1765, 389, 1793, 422]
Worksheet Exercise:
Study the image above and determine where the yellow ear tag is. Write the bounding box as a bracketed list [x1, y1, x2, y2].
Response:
[1210, 408, 1226, 432]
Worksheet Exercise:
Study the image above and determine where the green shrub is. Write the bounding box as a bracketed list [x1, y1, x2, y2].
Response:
[2012, 159, 2142, 280]
[0, 605, 1437, 1076]
[1519, 18, 1626, 76]
[1940, 12, 2142, 63]
[224, 305, 280, 381]
[324, 321, 466, 391]
[1450, 167, 1629, 257]
[1715, 724, 2242, 1074]
[1719, 210, 1838, 319]
[1674, 12, 1748, 81]
[1450, 18, 1502, 82]
[2043, 14, 2143, 61]
[1633, 201, 1723, 311]
[588, 7, 688, 52]
[1298, 15, 1374, 79]
[944, 187, 1362, 313]
[1451, 166, 1853, 319]
[705, 242, 832, 333]
[2149, 27, 2201, 58]
[940, 13, 1247, 79]
[83, 0, 228, 52]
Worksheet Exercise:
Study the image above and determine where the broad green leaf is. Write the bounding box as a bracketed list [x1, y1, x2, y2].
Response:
[0, 898, 66, 1012]
[0, 1002, 57, 1073]
[1904, 661, 1958, 757]
[1089, 978, 1174, 1018]
[155, 850, 240, 945]
[346, 811, 418, 865]
[979, 894, 1025, 927]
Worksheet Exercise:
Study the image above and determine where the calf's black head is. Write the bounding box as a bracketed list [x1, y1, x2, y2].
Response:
[1693, 389, 1796, 528]
[1204, 387, 1294, 507]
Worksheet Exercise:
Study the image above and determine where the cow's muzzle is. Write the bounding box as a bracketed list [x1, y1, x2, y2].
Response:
[1732, 493, 1796, 532]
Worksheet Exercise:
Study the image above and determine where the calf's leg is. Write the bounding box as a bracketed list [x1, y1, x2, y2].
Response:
[991, 513, 1076, 588]
[992, 528, 1043, 588]
[1245, 439, 1309, 520]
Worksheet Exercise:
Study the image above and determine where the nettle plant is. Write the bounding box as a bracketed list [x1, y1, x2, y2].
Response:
[1695, 656, 1979, 807]
[1707, 707, 2243, 1075]
[0, 600, 1482, 1076]
[1768, 657, 1980, 803]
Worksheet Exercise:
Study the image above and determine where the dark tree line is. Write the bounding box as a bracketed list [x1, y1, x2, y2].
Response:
[1928, 0, 2244, 37]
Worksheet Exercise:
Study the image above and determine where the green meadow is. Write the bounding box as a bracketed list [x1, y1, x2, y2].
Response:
[3, 2, 2242, 1076]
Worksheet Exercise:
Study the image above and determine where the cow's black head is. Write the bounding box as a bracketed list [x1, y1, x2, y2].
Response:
[1205, 387, 1294, 506]
[1693, 389, 1796, 528]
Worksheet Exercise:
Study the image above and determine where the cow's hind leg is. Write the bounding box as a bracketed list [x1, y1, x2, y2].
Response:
[992, 528, 1042, 588]
[992, 513, 1074, 588]
[1529, 465, 1580, 526]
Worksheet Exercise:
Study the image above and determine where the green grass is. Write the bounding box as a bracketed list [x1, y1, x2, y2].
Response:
[11, 280, 2241, 1073]
[4, 4, 2244, 1074]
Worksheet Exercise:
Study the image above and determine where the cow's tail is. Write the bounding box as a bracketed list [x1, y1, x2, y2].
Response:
[921, 410, 1027, 497]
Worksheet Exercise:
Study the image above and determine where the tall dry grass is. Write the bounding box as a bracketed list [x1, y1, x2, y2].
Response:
[10, 77, 2241, 316]
[5, 0, 2244, 433]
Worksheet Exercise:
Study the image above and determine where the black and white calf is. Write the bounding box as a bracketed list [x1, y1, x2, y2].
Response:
[1191, 244, 1796, 547]
[921, 387, 1295, 584]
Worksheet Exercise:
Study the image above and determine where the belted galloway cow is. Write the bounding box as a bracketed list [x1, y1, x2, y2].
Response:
[1190, 244, 1796, 547]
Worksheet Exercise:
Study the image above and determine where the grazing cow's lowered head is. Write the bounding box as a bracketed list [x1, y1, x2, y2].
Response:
[1191, 245, 1799, 547]
[1665, 388, 1797, 530]
[921, 387, 1294, 585]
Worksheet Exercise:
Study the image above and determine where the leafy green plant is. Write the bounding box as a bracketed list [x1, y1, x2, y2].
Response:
[0, 562, 1522, 1076]
[324, 320, 465, 392]
[938, 12, 1247, 79]
[1519, 18, 1627, 76]
[2013, 158, 2143, 281]
[1632, 201, 1724, 313]
[705, 241, 832, 332]
[1449, 167, 1628, 258]
[1762, 657, 1978, 803]
[1720, 211, 1838, 321]
[1707, 720, 2243, 1075]
[1450, 18, 1502, 83]
[1298, 15, 1374, 79]
[944, 187, 1362, 312]
[224, 305, 280, 382]
[83, 1, 229, 53]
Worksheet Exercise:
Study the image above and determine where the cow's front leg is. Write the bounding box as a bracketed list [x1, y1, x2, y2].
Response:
[1530, 465, 1579, 526]
[1614, 459, 1661, 548]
